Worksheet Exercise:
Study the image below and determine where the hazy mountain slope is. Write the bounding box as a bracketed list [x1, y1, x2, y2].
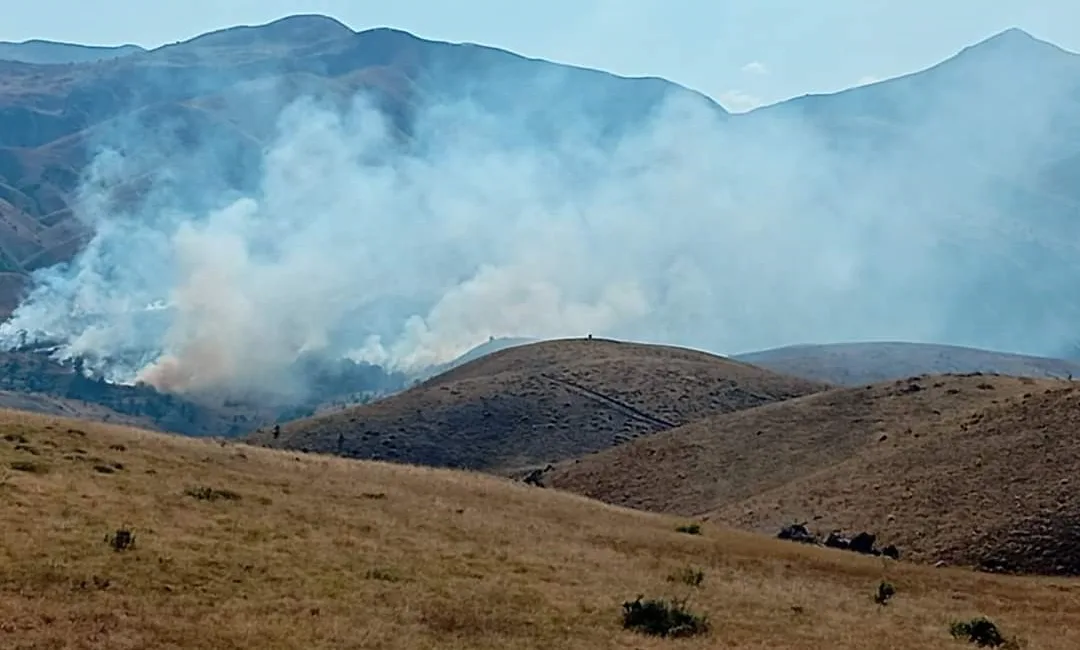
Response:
[3, 409, 1079, 648]
[5, 20, 1080, 405]
[248, 338, 829, 470]
[547, 373, 1080, 574]
[736, 28, 1080, 356]
[0, 16, 718, 319]
[733, 341, 1080, 385]
[413, 336, 536, 381]
[0, 40, 144, 64]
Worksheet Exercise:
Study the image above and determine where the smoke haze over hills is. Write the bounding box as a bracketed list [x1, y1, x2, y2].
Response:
[2, 19, 1080, 401]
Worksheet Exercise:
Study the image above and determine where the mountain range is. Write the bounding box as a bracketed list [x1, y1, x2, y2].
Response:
[0, 14, 714, 312]
[1, 17, 1079, 363]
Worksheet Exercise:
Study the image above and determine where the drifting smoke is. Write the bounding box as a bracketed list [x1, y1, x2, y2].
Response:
[4, 30, 1080, 400]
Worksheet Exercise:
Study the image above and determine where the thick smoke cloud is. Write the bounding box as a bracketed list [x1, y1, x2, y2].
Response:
[3, 38, 1080, 400]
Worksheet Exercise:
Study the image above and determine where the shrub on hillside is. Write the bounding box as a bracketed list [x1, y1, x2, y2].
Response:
[874, 581, 896, 606]
[675, 523, 702, 535]
[667, 566, 706, 587]
[949, 617, 1007, 647]
[9, 459, 48, 474]
[621, 596, 708, 638]
[184, 486, 242, 502]
[105, 528, 136, 552]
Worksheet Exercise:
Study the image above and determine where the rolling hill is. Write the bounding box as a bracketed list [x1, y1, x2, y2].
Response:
[547, 372, 1080, 574]
[247, 338, 829, 471]
[2, 409, 1079, 648]
[733, 341, 1080, 385]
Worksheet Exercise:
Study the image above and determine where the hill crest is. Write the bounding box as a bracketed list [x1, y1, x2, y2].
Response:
[547, 371, 1080, 575]
[248, 338, 829, 470]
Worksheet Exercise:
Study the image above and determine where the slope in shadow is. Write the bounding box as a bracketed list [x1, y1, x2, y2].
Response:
[246, 338, 829, 471]
[549, 372, 1080, 574]
[717, 381, 1080, 576]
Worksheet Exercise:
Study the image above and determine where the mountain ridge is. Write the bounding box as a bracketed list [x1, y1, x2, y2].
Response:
[3, 16, 1080, 392]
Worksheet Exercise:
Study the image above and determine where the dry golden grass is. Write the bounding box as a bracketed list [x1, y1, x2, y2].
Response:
[3, 409, 1079, 648]
[711, 381, 1080, 574]
[255, 338, 828, 471]
[549, 373, 1080, 570]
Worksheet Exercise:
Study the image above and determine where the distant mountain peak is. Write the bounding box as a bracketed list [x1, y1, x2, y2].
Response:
[258, 14, 354, 35]
[962, 26, 1071, 58]
[990, 27, 1040, 42]
[177, 13, 354, 49]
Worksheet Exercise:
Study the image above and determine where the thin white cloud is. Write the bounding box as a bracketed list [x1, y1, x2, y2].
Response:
[718, 89, 765, 112]
[741, 61, 769, 75]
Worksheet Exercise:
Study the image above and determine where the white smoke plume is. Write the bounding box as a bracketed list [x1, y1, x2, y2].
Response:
[4, 35, 1080, 400]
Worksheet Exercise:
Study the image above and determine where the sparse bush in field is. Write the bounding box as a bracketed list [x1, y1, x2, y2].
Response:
[105, 529, 135, 552]
[949, 617, 1007, 647]
[9, 459, 47, 474]
[621, 596, 708, 638]
[874, 581, 896, 606]
[361, 492, 387, 500]
[365, 568, 403, 582]
[74, 575, 112, 591]
[675, 523, 702, 535]
[667, 566, 705, 587]
[184, 486, 242, 502]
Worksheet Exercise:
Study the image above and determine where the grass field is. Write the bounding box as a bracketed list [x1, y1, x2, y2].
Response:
[1, 409, 1079, 649]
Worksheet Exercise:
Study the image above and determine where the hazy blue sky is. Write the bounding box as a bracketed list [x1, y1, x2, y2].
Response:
[1, 1, 1078, 110]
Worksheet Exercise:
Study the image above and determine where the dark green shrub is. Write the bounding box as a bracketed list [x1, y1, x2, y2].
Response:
[874, 581, 896, 606]
[675, 523, 702, 535]
[105, 529, 135, 552]
[949, 617, 1006, 647]
[621, 596, 708, 638]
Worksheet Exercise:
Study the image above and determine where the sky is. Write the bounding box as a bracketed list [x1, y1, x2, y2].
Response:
[1, 1, 1078, 111]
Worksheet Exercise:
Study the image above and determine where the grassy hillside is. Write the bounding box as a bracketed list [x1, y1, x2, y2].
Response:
[733, 341, 1080, 385]
[548, 373, 1080, 573]
[1, 410, 1078, 648]
[250, 338, 829, 471]
[710, 380, 1080, 575]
